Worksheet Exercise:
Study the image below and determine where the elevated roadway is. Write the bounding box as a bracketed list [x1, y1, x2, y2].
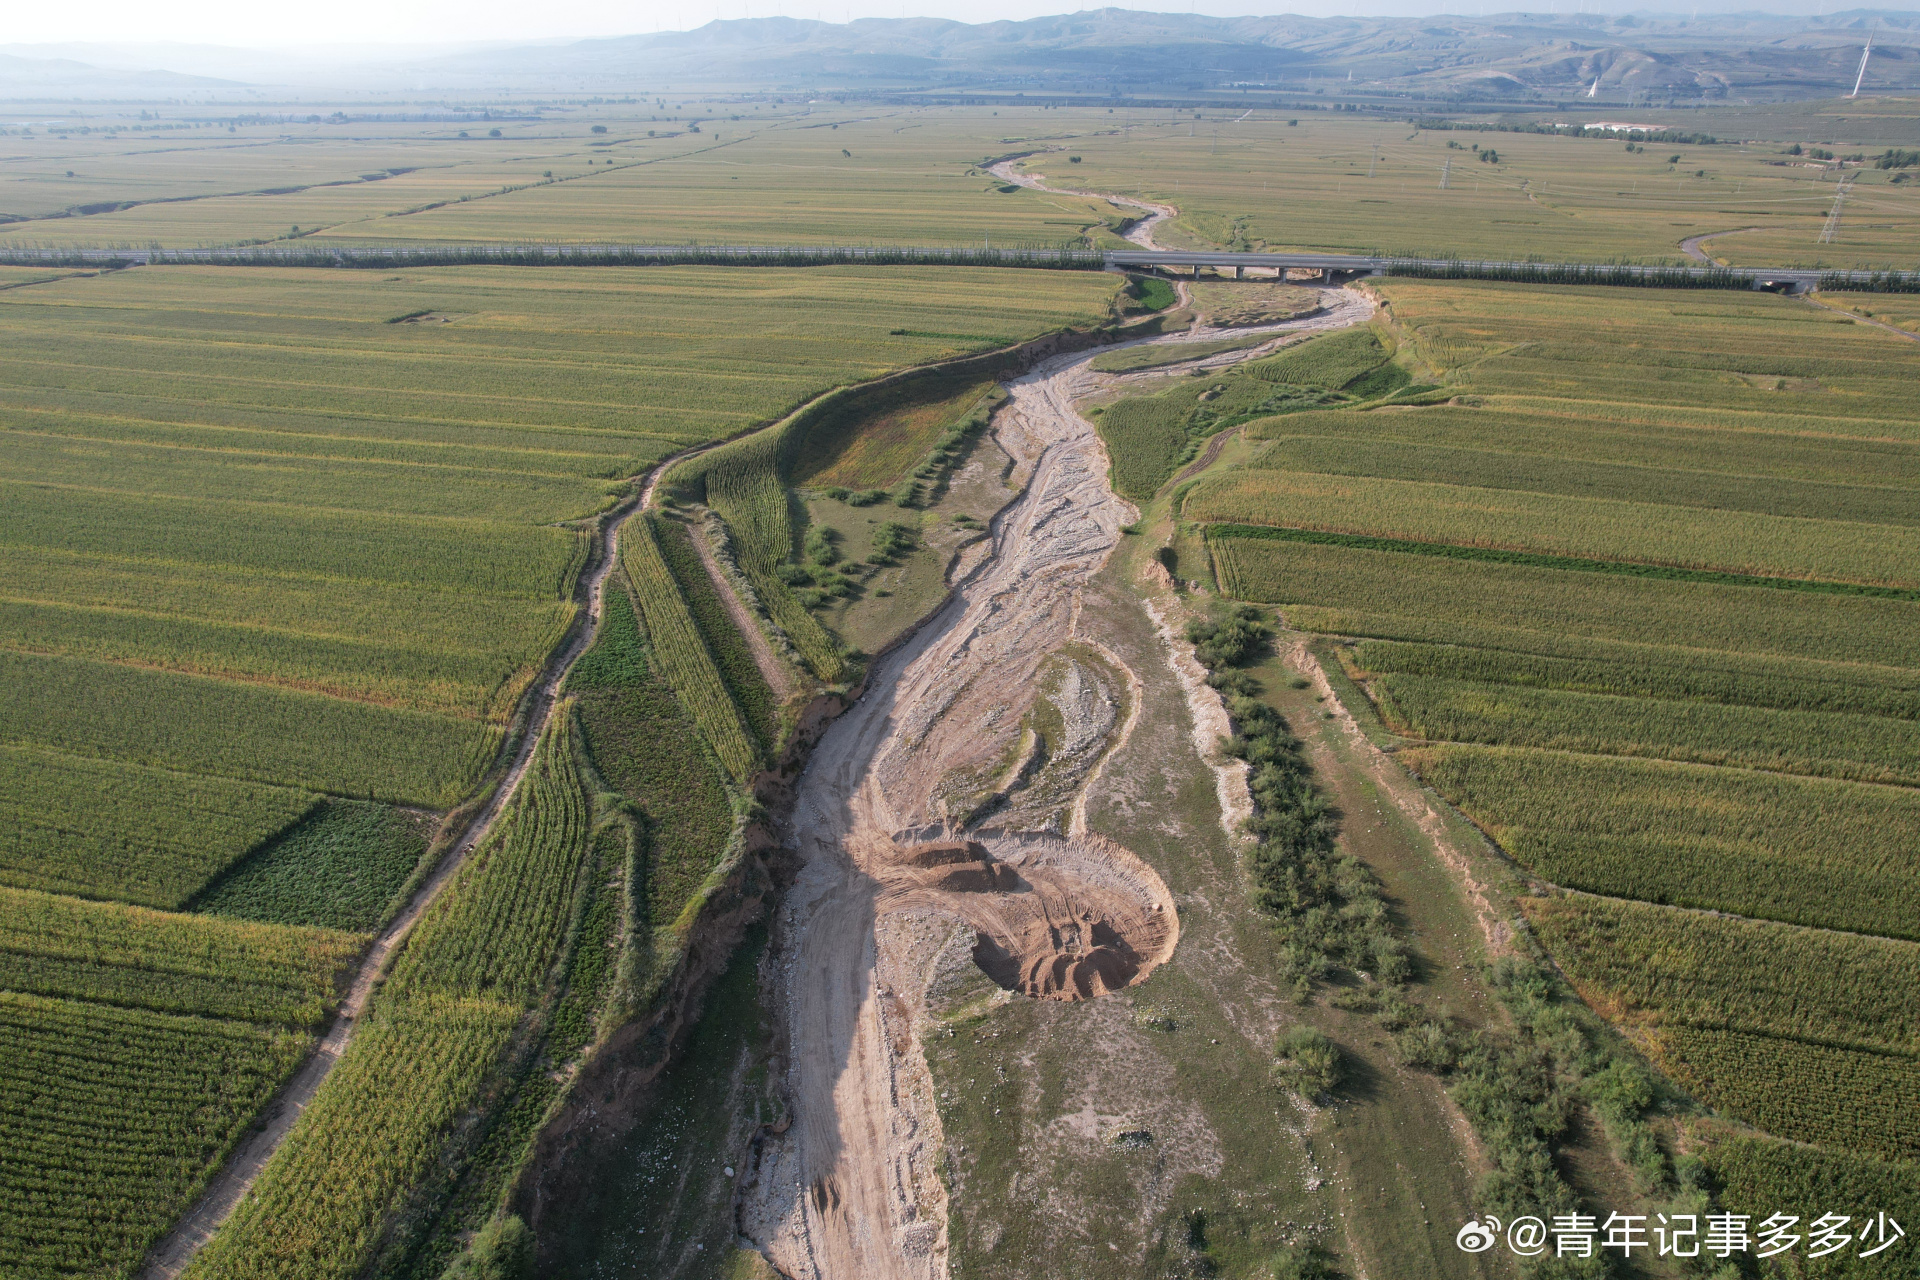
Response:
[1102, 248, 1830, 293]
[0, 244, 1857, 293]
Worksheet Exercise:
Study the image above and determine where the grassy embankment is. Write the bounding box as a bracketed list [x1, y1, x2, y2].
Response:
[0, 262, 1119, 1277]
[666, 271, 1126, 672]
[1149, 278, 1920, 1249]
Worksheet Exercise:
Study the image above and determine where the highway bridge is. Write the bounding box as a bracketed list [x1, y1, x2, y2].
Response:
[1103, 249, 1830, 293]
[0, 244, 1870, 293]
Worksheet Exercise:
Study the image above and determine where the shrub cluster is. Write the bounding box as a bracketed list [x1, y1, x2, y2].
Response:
[868, 521, 916, 564]
[1272, 1024, 1344, 1096]
[782, 526, 859, 607]
[1186, 604, 1408, 986]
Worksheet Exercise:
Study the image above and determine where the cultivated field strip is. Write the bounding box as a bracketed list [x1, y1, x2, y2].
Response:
[0, 743, 317, 908]
[618, 517, 764, 783]
[1191, 469, 1920, 588]
[0, 887, 359, 1028]
[565, 578, 738, 938]
[0, 994, 311, 1280]
[1175, 277, 1920, 1193]
[135, 469, 649, 1280]
[0, 264, 1118, 1280]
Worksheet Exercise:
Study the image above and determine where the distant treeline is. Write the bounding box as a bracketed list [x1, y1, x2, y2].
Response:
[1385, 260, 1753, 289]
[1820, 268, 1920, 293]
[1877, 149, 1920, 169]
[1412, 118, 1720, 145]
[0, 244, 1108, 272]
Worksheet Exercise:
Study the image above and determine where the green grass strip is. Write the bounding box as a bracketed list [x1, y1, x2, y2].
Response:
[1203, 523, 1920, 602]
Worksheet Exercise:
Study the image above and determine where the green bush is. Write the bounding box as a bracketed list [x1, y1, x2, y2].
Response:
[1185, 603, 1271, 668]
[804, 526, 840, 566]
[1273, 1025, 1344, 1095]
[869, 521, 917, 564]
[439, 1214, 532, 1280]
[1268, 1243, 1341, 1280]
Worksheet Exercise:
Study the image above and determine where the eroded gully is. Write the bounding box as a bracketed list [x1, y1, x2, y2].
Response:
[739, 271, 1376, 1279]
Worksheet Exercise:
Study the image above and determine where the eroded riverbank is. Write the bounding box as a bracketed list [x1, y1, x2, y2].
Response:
[738, 289, 1378, 1278]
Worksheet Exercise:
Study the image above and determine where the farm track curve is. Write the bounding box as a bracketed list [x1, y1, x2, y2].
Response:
[135, 446, 690, 1280]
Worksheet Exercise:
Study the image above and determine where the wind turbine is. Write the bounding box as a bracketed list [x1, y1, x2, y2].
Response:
[1850, 22, 1875, 99]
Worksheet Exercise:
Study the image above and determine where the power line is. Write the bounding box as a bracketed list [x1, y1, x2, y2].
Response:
[1818, 176, 1854, 244]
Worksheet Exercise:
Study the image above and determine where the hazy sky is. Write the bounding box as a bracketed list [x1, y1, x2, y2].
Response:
[5, 0, 1907, 47]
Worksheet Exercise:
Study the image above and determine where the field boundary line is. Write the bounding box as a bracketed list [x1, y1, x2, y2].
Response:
[1204, 522, 1920, 600]
[1552, 884, 1920, 954]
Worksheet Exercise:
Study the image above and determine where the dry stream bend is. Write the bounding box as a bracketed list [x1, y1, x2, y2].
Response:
[740, 210, 1375, 1274]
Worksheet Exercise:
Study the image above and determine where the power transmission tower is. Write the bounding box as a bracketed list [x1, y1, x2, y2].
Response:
[1368, 143, 1378, 177]
[1440, 158, 1450, 189]
[1819, 177, 1854, 243]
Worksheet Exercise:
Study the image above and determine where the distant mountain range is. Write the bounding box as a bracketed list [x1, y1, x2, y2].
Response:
[0, 52, 242, 95]
[3, 9, 1913, 101]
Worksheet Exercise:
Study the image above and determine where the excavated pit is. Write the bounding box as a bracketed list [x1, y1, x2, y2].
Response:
[888, 835, 1174, 1001]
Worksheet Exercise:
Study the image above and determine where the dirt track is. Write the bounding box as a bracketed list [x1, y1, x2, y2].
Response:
[135, 456, 673, 1280]
[987, 156, 1175, 248]
[740, 284, 1375, 1278]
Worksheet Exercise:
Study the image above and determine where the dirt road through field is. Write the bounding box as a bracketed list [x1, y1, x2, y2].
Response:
[136, 453, 681, 1280]
[988, 156, 1176, 248]
[740, 286, 1374, 1278]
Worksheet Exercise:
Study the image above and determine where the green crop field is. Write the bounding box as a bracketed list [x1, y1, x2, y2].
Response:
[13, 102, 1917, 268]
[0, 106, 1121, 250]
[1190, 469, 1920, 586]
[1353, 637, 1920, 720]
[15, 86, 1920, 1277]
[0, 994, 313, 1280]
[193, 801, 434, 932]
[621, 520, 764, 782]
[1523, 893, 1920, 1054]
[567, 578, 737, 940]
[1524, 892, 1920, 1163]
[187, 716, 593, 1280]
[1377, 674, 1920, 785]
[650, 516, 781, 749]
[0, 870, 361, 1277]
[0, 254, 1118, 1276]
[1405, 745, 1920, 940]
[1155, 275, 1920, 1200]
[1019, 108, 1920, 269]
[0, 743, 317, 909]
